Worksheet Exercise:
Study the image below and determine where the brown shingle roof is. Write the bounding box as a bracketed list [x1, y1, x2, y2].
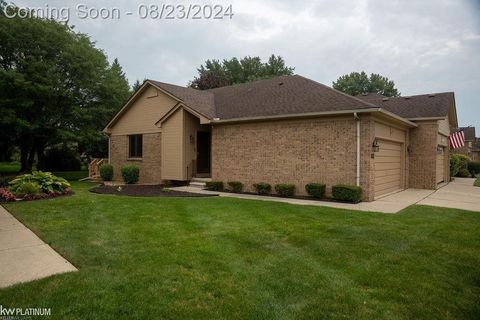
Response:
[357, 92, 454, 119]
[208, 75, 377, 120]
[147, 75, 453, 122]
[149, 80, 216, 119]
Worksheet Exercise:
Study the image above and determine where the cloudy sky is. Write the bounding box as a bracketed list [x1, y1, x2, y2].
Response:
[15, 0, 480, 128]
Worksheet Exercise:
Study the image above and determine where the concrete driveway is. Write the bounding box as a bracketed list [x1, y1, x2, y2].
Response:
[0, 206, 77, 288]
[418, 178, 480, 212]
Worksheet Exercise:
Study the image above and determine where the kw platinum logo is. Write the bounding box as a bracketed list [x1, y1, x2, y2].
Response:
[0, 305, 51, 317]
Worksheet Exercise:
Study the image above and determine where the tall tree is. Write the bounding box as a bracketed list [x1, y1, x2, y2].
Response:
[332, 71, 400, 97]
[189, 54, 294, 90]
[0, 2, 130, 171]
[132, 79, 143, 92]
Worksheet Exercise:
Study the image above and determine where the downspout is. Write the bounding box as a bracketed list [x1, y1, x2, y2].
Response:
[354, 113, 360, 187]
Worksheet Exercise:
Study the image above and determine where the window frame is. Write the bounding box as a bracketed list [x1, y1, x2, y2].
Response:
[128, 134, 143, 159]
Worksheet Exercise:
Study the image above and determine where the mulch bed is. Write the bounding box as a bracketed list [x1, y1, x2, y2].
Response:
[90, 184, 218, 198]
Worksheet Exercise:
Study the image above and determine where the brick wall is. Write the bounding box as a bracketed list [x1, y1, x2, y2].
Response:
[109, 133, 162, 184]
[211, 116, 374, 200]
[408, 121, 438, 189]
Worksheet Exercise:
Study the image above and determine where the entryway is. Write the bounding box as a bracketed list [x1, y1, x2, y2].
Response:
[196, 131, 211, 177]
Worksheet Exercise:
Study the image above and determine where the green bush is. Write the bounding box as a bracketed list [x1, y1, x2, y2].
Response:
[474, 177, 480, 187]
[99, 164, 114, 181]
[0, 176, 13, 188]
[253, 182, 271, 195]
[227, 181, 243, 193]
[44, 145, 82, 171]
[9, 171, 71, 194]
[121, 165, 139, 184]
[468, 161, 480, 176]
[14, 182, 40, 196]
[332, 184, 363, 203]
[205, 181, 224, 191]
[305, 183, 326, 198]
[450, 154, 470, 177]
[274, 184, 296, 197]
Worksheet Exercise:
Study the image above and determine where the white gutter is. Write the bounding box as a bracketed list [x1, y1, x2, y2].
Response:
[211, 108, 381, 124]
[354, 112, 361, 187]
[210, 108, 417, 128]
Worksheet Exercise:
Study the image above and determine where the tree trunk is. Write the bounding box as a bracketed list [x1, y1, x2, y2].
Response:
[36, 144, 46, 171]
[27, 145, 35, 172]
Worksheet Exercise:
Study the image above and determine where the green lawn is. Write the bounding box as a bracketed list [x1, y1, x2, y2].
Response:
[1, 182, 479, 319]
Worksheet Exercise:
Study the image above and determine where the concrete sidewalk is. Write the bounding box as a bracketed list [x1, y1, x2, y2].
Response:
[418, 178, 480, 212]
[0, 206, 77, 288]
[171, 186, 434, 213]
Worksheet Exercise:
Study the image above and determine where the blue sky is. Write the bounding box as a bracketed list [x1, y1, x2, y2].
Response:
[14, 0, 480, 129]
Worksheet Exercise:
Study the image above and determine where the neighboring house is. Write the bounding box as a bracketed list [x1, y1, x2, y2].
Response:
[453, 127, 479, 160]
[103, 75, 458, 201]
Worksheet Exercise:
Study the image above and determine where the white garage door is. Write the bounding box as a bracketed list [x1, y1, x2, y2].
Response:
[374, 140, 403, 198]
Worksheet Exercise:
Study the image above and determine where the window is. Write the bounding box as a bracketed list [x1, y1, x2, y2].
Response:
[128, 134, 143, 158]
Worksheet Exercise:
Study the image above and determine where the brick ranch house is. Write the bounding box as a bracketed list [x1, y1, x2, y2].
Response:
[103, 75, 458, 201]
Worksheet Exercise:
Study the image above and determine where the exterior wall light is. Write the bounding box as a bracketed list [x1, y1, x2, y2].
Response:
[437, 145, 444, 154]
[372, 139, 380, 152]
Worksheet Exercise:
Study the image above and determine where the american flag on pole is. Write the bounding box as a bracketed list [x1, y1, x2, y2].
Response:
[449, 130, 465, 149]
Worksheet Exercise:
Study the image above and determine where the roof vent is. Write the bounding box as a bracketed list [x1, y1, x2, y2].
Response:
[404, 96, 411, 100]
[428, 94, 436, 97]
[382, 98, 389, 101]
[278, 82, 284, 86]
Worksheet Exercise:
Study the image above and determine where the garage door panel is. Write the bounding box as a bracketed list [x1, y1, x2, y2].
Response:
[375, 149, 402, 157]
[374, 174, 401, 185]
[374, 139, 404, 198]
[376, 184, 402, 196]
[375, 162, 401, 171]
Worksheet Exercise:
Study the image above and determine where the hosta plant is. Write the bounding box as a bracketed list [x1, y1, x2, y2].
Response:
[9, 171, 71, 195]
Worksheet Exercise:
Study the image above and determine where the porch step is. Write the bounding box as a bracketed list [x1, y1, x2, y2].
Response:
[189, 177, 212, 189]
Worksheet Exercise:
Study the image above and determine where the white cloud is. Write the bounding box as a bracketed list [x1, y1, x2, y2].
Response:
[14, 0, 480, 128]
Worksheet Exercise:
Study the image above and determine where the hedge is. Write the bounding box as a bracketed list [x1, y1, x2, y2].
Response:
[274, 184, 296, 197]
[305, 183, 326, 198]
[450, 154, 470, 177]
[99, 164, 114, 181]
[227, 181, 243, 193]
[121, 165, 139, 184]
[468, 161, 480, 176]
[253, 182, 271, 195]
[332, 184, 363, 203]
[205, 181, 224, 191]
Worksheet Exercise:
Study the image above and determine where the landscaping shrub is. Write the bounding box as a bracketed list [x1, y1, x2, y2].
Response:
[467, 161, 480, 176]
[44, 145, 82, 171]
[253, 182, 271, 195]
[332, 184, 363, 203]
[9, 171, 71, 194]
[474, 177, 480, 187]
[275, 184, 296, 197]
[450, 154, 470, 177]
[14, 182, 40, 196]
[0, 188, 15, 202]
[99, 164, 114, 181]
[205, 181, 224, 191]
[0, 176, 13, 188]
[227, 181, 243, 193]
[121, 165, 140, 184]
[305, 183, 326, 199]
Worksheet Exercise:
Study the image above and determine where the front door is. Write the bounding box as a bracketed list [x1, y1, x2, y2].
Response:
[196, 131, 211, 174]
